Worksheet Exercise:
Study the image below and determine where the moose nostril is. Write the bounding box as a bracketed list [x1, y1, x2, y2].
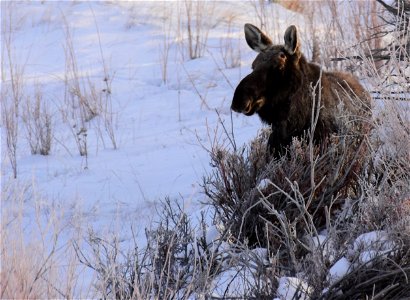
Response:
[231, 103, 240, 113]
[231, 101, 249, 113]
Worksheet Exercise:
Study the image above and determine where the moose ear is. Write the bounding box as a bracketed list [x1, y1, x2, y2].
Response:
[284, 25, 300, 55]
[244, 23, 272, 53]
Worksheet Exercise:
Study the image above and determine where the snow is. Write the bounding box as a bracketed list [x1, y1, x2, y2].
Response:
[257, 178, 271, 190]
[327, 257, 351, 284]
[206, 225, 220, 245]
[211, 267, 255, 298]
[351, 230, 395, 265]
[326, 230, 396, 286]
[1, 1, 309, 250]
[250, 247, 269, 265]
[209, 246, 271, 297]
[276, 277, 312, 300]
[1, 1, 258, 222]
[308, 233, 336, 263]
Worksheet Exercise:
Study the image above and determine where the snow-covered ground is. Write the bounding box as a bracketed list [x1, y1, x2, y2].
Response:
[1, 1, 306, 229]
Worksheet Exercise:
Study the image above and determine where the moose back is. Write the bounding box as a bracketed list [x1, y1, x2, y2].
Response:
[231, 24, 371, 154]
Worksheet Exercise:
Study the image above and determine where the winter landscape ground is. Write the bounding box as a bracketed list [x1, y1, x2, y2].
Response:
[1, 0, 409, 299]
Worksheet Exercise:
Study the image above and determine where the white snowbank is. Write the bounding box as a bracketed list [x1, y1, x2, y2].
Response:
[327, 257, 351, 284]
[276, 277, 313, 300]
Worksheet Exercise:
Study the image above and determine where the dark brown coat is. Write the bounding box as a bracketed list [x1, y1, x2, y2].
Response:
[231, 24, 371, 154]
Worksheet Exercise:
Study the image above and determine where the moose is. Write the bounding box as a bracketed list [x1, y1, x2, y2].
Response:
[231, 24, 371, 155]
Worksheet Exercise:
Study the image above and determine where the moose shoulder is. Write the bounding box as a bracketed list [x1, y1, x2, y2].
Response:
[231, 24, 371, 155]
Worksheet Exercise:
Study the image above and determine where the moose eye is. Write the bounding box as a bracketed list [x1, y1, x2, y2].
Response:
[279, 52, 286, 59]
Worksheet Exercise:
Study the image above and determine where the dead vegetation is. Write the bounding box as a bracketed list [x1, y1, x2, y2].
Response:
[203, 127, 369, 247]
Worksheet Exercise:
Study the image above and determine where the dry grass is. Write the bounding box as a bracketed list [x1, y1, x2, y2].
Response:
[22, 84, 53, 155]
[60, 9, 119, 165]
[75, 198, 227, 299]
[181, 0, 215, 60]
[274, 0, 385, 70]
[219, 13, 242, 69]
[1, 1, 25, 178]
[0, 180, 93, 299]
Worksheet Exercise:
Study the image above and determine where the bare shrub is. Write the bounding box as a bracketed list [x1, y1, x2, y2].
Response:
[202, 113, 409, 298]
[76, 198, 225, 299]
[202, 38, 409, 295]
[89, 4, 118, 150]
[1, 86, 20, 179]
[361, 16, 409, 192]
[61, 14, 94, 162]
[1, 1, 25, 178]
[62, 14, 100, 123]
[76, 198, 281, 298]
[61, 11, 119, 162]
[250, 0, 278, 34]
[333, 0, 409, 66]
[319, 236, 410, 299]
[307, 158, 410, 298]
[295, 1, 383, 71]
[22, 85, 53, 155]
[181, 0, 215, 60]
[219, 14, 242, 69]
[203, 124, 369, 246]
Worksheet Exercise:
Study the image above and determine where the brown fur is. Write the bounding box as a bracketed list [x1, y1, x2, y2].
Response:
[231, 24, 371, 155]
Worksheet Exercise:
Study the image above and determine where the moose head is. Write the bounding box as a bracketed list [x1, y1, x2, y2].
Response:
[231, 24, 371, 155]
[231, 24, 302, 117]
